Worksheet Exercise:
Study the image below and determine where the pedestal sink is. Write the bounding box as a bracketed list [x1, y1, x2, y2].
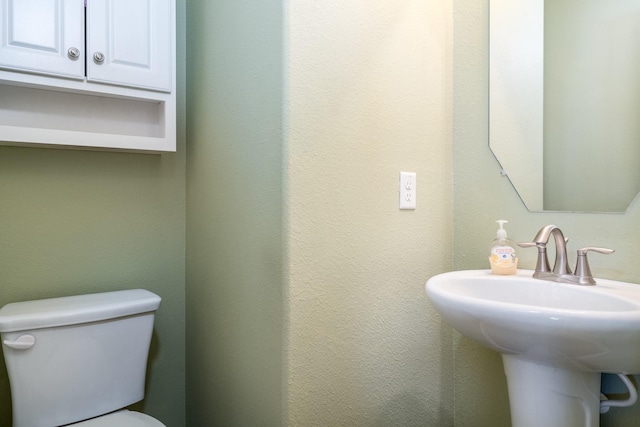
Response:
[425, 269, 640, 427]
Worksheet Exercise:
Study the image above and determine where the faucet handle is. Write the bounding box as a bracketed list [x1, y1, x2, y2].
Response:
[578, 247, 615, 256]
[574, 247, 615, 285]
[517, 242, 539, 248]
[518, 241, 552, 275]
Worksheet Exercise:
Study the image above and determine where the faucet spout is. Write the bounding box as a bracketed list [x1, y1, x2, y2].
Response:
[533, 225, 572, 276]
[519, 225, 614, 285]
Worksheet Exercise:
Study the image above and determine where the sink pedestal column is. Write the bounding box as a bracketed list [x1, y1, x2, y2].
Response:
[502, 355, 602, 427]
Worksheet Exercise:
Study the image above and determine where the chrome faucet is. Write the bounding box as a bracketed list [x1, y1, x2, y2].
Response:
[519, 225, 614, 285]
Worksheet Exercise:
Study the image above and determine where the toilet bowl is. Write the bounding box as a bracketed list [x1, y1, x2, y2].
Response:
[71, 410, 165, 426]
[0, 289, 165, 427]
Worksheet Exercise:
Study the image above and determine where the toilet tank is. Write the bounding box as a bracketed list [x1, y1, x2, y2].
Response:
[0, 289, 161, 427]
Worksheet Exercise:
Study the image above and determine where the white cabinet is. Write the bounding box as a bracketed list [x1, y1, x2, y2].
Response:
[87, 0, 172, 91]
[0, 0, 85, 79]
[0, 0, 176, 152]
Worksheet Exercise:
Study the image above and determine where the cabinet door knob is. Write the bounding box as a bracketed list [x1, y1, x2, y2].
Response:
[67, 47, 81, 59]
[93, 52, 105, 64]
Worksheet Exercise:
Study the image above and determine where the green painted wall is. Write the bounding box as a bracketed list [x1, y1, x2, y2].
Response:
[185, 1, 285, 425]
[0, 2, 186, 426]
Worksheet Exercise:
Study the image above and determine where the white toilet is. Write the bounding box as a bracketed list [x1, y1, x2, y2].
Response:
[0, 289, 165, 427]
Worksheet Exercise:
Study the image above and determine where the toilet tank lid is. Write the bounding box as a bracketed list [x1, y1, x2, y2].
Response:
[0, 289, 161, 333]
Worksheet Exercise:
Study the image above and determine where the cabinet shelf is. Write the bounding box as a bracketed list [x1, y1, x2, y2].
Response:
[0, 74, 175, 153]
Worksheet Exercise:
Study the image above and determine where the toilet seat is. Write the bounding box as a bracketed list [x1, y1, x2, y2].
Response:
[70, 410, 166, 426]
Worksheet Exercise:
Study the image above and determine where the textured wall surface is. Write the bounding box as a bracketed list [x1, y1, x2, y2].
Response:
[286, 1, 455, 425]
[185, 1, 455, 425]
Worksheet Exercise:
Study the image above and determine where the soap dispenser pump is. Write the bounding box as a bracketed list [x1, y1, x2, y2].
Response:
[489, 220, 518, 275]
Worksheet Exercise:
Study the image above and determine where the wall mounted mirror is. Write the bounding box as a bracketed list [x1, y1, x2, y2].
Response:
[489, 0, 640, 213]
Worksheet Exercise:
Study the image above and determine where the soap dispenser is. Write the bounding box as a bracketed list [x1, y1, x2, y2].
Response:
[489, 220, 518, 275]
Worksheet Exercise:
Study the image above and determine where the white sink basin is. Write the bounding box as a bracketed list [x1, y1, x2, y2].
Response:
[426, 269, 640, 373]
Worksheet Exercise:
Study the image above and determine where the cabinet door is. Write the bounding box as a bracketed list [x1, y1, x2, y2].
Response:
[87, 0, 173, 92]
[0, 0, 85, 79]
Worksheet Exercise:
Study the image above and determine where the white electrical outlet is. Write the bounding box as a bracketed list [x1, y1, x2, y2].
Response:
[399, 172, 416, 210]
